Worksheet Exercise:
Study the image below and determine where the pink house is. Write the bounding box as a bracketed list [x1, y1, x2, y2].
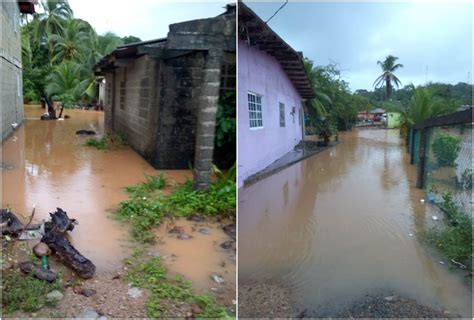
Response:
[237, 2, 315, 187]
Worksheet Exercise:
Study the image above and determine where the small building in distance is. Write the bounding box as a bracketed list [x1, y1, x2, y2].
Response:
[1, 1, 36, 141]
[237, 2, 315, 187]
[94, 6, 236, 175]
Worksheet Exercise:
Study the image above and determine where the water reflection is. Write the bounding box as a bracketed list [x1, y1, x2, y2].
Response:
[239, 129, 472, 317]
[2, 106, 190, 271]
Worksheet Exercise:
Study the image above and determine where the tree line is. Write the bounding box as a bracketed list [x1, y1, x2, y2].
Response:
[21, 0, 141, 107]
[304, 54, 473, 138]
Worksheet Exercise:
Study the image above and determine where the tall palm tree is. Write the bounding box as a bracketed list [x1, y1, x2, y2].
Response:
[49, 19, 89, 63]
[35, 0, 73, 58]
[373, 55, 403, 100]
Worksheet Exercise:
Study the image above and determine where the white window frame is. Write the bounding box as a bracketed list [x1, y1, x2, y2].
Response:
[248, 92, 263, 130]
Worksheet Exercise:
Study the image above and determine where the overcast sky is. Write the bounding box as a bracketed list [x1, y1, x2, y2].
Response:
[245, 0, 473, 91]
[68, 0, 229, 41]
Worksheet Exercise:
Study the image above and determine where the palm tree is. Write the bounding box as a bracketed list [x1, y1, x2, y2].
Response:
[304, 58, 331, 118]
[407, 87, 457, 123]
[49, 19, 89, 63]
[35, 0, 73, 58]
[373, 55, 403, 100]
[45, 61, 89, 102]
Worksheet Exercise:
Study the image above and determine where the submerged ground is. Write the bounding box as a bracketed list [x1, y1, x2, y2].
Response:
[1, 105, 235, 317]
[238, 129, 472, 318]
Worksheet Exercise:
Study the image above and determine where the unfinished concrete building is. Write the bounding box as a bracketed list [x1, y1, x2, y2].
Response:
[94, 6, 235, 187]
[1, 1, 36, 141]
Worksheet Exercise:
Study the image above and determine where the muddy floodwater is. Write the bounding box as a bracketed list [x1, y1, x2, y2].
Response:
[239, 129, 472, 317]
[1, 105, 192, 271]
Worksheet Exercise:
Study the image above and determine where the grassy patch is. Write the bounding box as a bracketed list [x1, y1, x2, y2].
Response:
[84, 132, 127, 150]
[425, 192, 473, 268]
[1, 269, 63, 314]
[124, 251, 230, 318]
[116, 165, 236, 243]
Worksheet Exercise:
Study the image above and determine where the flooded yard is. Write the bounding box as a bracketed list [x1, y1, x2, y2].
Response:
[2, 105, 234, 317]
[238, 129, 472, 317]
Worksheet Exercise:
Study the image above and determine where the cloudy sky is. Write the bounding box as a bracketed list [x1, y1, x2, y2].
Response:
[68, 0, 229, 41]
[246, 0, 472, 91]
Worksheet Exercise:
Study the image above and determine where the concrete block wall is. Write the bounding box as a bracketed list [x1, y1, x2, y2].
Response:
[153, 51, 205, 169]
[112, 55, 159, 157]
[1, 2, 24, 142]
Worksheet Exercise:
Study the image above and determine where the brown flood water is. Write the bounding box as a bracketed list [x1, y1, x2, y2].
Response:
[238, 129, 472, 317]
[153, 219, 236, 303]
[1, 106, 193, 272]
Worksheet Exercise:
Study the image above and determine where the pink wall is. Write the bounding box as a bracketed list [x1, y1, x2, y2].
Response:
[238, 40, 303, 187]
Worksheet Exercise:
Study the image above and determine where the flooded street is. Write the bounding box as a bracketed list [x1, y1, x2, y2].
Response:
[238, 129, 472, 317]
[1, 105, 191, 271]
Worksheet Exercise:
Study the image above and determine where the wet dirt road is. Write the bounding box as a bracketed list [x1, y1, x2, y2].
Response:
[238, 129, 472, 317]
[1, 106, 192, 271]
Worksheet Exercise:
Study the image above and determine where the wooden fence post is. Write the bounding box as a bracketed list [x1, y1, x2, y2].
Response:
[416, 128, 427, 188]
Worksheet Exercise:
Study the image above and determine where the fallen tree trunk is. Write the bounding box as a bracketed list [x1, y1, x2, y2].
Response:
[42, 229, 96, 279]
[41, 208, 95, 279]
[2, 207, 95, 279]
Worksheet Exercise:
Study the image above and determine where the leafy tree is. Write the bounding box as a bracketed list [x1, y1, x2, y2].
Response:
[45, 61, 89, 106]
[35, 0, 73, 56]
[303, 58, 331, 118]
[49, 19, 90, 63]
[122, 35, 142, 45]
[373, 55, 403, 100]
[407, 87, 458, 124]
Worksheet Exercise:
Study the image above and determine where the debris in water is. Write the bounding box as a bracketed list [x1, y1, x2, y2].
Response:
[431, 215, 439, 221]
[75, 130, 96, 135]
[187, 214, 205, 222]
[221, 240, 235, 249]
[451, 259, 467, 269]
[439, 261, 445, 265]
[420, 199, 425, 203]
[211, 274, 225, 284]
[168, 226, 184, 234]
[11, 123, 18, 129]
[408, 233, 414, 237]
[199, 228, 210, 235]
[177, 233, 193, 240]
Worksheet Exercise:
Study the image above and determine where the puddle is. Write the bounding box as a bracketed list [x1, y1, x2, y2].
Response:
[1, 105, 190, 271]
[153, 219, 236, 305]
[238, 129, 472, 317]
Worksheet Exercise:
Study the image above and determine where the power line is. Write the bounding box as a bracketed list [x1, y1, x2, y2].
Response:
[265, 0, 289, 24]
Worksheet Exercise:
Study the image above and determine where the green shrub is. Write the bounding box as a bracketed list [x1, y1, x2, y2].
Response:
[84, 132, 128, 150]
[124, 252, 230, 318]
[24, 89, 39, 104]
[426, 192, 473, 266]
[116, 164, 236, 243]
[2, 269, 63, 314]
[431, 132, 462, 167]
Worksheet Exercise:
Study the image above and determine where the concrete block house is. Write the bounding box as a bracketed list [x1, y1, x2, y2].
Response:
[237, 2, 315, 186]
[94, 6, 235, 188]
[1, 1, 36, 142]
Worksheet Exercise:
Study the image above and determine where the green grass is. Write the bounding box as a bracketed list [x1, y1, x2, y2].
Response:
[123, 251, 231, 318]
[84, 131, 127, 150]
[1, 269, 63, 314]
[116, 165, 236, 243]
[425, 192, 473, 269]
